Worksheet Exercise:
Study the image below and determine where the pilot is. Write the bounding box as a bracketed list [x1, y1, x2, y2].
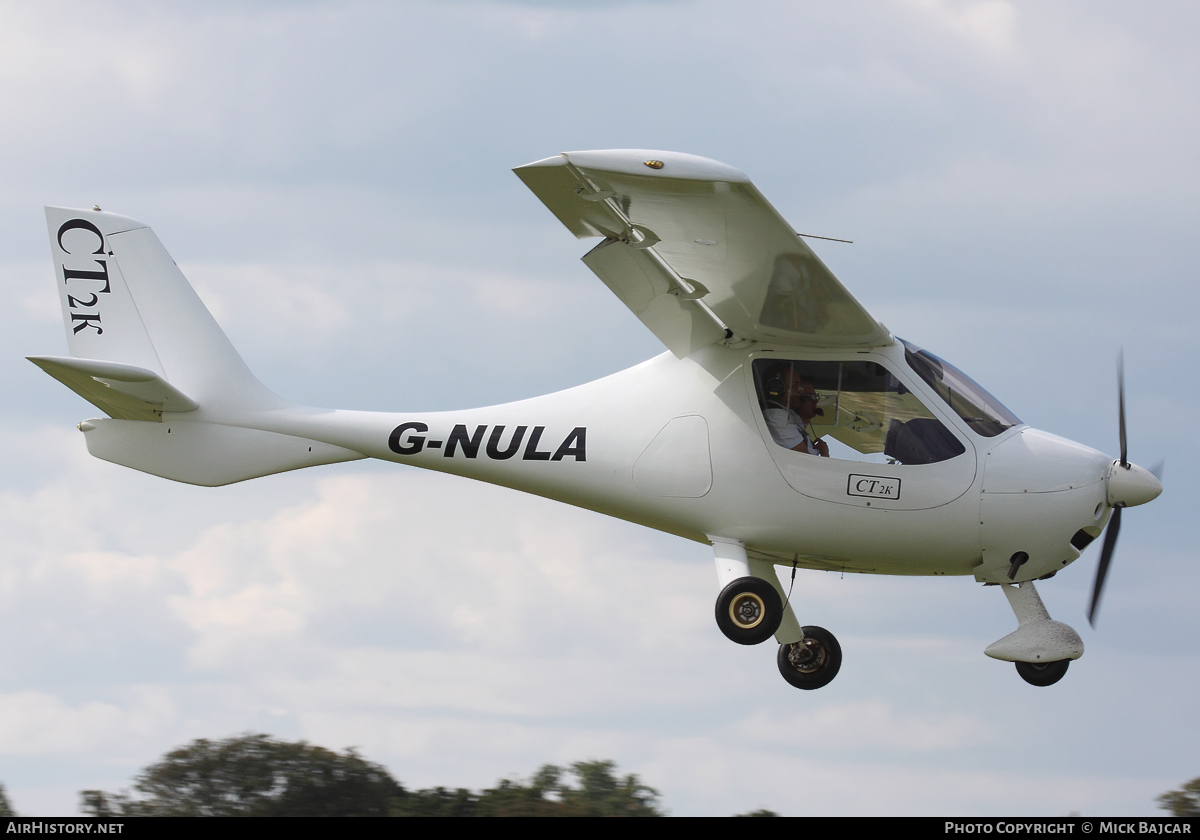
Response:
[763, 363, 829, 457]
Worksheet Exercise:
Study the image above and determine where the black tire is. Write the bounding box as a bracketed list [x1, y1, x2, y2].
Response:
[777, 626, 842, 690]
[714, 576, 783, 645]
[1015, 659, 1070, 687]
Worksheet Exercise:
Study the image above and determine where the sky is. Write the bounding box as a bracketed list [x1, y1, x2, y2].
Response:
[1, 0, 1197, 817]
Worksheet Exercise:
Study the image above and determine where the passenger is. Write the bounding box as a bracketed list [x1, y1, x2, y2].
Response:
[763, 363, 829, 456]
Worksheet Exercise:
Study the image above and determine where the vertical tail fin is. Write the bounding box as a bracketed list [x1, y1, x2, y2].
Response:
[43, 206, 287, 417]
[34, 207, 363, 485]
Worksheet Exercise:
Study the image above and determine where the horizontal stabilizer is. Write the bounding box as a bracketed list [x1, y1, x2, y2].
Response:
[80, 419, 365, 486]
[28, 355, 198, 422]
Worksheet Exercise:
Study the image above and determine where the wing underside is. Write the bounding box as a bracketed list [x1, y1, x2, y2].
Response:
[515, 150, 890, 357]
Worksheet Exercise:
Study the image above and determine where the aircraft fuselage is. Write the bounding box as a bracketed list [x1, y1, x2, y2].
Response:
[219, 340, 1112, 585]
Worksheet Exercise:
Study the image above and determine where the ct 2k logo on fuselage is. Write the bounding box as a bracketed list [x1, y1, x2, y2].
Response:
[847, 474, 901, 500]
[389, 423, 586, 462]
[57, 219, 112, 335]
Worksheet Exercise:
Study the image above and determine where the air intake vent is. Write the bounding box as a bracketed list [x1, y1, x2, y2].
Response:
[1071, 529, 1096, 550]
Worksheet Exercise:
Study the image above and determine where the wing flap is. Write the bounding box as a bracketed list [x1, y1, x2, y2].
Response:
[28, 355, 198, 421]
[581, 239, 727, 358]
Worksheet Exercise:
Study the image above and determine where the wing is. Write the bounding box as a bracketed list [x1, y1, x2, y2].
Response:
[515, 150, 890, 357]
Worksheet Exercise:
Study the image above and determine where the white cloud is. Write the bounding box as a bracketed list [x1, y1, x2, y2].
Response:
[0, 690, 175, 756]
[902, 0, 1020, 58]
[735, 702, 990, 753]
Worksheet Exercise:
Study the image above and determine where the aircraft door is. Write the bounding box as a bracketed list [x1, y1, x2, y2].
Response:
[746, 354, 977, 511]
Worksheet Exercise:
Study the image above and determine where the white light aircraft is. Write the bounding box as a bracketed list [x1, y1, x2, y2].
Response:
[30, 150, 1163, 689]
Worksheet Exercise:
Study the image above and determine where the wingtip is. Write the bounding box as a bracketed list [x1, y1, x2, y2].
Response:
[513, 154, 568, 172]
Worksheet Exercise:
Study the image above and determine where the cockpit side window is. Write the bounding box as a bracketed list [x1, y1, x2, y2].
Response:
[752, 358, 966, 465]
[899, 339, 1021, 438]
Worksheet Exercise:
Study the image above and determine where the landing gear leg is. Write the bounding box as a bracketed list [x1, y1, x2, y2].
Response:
[708, 536, 801, 646]
[984, 580, 1082, 687]
[707, 537, 842, 690]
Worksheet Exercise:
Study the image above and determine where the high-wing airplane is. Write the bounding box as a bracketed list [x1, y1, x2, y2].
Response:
[30, 150, 1162, 689]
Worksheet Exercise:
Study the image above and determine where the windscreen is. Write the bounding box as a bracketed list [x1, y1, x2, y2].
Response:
[900, 339, 1021, 437]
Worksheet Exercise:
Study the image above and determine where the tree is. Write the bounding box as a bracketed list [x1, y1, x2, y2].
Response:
[555, 760, 662, 816]
[393, 786, 480, 817]
[0, 782, 15, 817]
[391, 760, 663, 817]
[79, 734, 667, 817]
[473, 760, 662, 817]
[1158, 777, 1200, 817]
[81, 734, 404, 817]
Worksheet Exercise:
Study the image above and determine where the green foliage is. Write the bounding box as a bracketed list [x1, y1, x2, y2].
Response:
[1157, 777, 1200, 817]
[78, 735, 665, 817]
[553, 759, 662, 817]
[393, 786, 479, 817]
[0, 782, 16, 817]
[394, 760, 663, 817]
[484, 760, 661, 817]
[80, 734, 403, 817]
[735, 808, 780, 817]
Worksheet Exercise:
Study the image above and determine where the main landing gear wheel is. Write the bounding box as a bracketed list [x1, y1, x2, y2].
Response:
[777, 626, 842, 690]
[715, 576, 783, 645]
[1015, 659, 1070, 687]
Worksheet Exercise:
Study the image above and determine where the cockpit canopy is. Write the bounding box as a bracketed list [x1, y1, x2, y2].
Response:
[752, 358, 966, 465]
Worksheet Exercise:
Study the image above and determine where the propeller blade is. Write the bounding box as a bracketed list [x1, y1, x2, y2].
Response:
[1087, 505, 1122, 627]
[1149, 459, 1165, 482]
[1117, 349, 1127, 467]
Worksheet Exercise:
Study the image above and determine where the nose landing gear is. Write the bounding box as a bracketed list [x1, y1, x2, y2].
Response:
[777, 626, 842, 690]
[985, 580, 1083, 686]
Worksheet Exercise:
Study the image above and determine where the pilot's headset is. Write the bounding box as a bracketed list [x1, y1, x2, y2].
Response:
[764, 363, 793, 407]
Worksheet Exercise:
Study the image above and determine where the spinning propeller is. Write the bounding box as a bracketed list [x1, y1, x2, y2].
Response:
[1087, 351, 1163, 626]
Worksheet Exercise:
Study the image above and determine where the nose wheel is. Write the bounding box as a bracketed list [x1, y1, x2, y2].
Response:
[1015, 659, 1069, 686]
[777, 626, 842, 690]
